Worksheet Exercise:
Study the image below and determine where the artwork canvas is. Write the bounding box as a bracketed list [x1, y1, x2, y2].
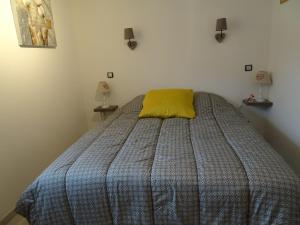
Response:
[11, 0, 57, 48]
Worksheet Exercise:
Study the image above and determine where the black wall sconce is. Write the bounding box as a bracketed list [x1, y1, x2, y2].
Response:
[215, 18, 227, 43]
[124, 28, 137, 50]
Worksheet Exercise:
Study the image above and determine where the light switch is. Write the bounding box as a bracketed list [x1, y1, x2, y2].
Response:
[107, 72, 114, 79]
[245, 65, 253, 72]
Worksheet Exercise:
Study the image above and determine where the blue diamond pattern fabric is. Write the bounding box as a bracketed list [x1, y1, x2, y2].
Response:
[16, 93, 300, 225]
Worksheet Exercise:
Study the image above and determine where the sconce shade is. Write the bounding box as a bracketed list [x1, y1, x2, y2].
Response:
[216, 18, 227, 31]
[98, 81, 110, 94]
[256, 71, 272, 85]
[124, 28, 134, 40]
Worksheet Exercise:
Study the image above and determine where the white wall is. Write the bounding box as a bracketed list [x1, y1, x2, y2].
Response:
[0, 0, 87, 220]
[70, 0, 272, 128]
[264, 0, 300, 174]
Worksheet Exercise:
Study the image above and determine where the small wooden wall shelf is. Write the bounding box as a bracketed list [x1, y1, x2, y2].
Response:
[243, 99, 273, 108]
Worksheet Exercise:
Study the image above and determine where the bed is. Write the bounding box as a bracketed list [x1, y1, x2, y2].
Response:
[16, 92, 300, 225]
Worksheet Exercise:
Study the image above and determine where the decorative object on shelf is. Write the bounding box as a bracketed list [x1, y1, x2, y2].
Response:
[255, 71, 272, 102]
[215, 18, 227, 43]
[11, 0, 57, 48]
[94, 105, 118, 121]
[245, 94, 256, 103]
[98, 81, 111, 108]
[124, 28, 137, 50]
[280, 0, 288, 4]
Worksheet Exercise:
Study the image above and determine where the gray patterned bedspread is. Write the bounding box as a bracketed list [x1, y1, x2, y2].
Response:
[16, 93, 300, 225]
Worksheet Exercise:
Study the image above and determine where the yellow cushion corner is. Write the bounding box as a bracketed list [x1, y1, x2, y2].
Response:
[139, 89, 196, 119]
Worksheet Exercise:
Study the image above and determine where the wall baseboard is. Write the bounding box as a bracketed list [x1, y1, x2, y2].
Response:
[0, 211, 16, 225]
[0, 211, 27, 225]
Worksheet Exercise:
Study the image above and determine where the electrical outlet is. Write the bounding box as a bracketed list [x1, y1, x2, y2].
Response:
[107, 72, 114, 79]
[245, 65, 253, 72]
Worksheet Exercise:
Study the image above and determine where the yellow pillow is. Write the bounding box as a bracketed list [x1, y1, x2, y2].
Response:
[139, 89, 196, 119]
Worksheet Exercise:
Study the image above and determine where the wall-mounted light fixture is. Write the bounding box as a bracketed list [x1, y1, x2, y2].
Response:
[124, 28, 137, 50]
[215, 18, 227, 43]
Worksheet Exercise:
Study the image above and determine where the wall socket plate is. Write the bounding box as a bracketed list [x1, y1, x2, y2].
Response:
[107, 72, 114, 78]
[245, 65, 253, 72]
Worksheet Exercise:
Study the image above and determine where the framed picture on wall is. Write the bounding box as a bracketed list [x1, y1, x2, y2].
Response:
[10, 0, 57, 48]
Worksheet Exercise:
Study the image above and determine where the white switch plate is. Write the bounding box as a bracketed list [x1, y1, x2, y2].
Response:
[107, 72, 114, 78]
[245, 65, 253, 72]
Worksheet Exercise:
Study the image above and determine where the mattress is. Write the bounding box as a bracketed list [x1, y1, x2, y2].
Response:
[16, 92, 300, 225]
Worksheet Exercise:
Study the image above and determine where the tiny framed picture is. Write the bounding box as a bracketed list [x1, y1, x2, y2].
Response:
[10, 0, 57, 48]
